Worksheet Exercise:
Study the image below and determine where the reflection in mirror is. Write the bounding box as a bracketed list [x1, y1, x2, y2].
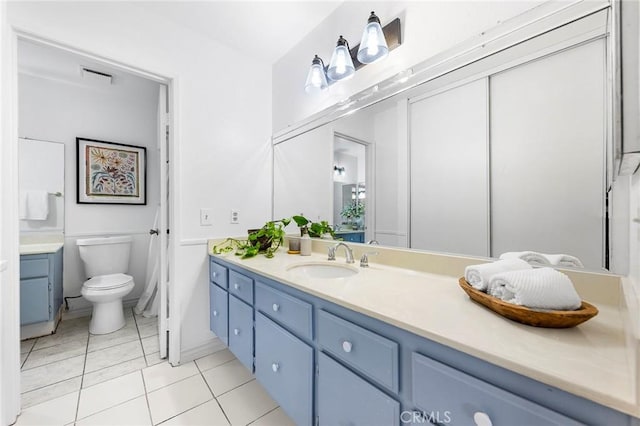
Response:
[333, 136, 366, 244]
[273, 13, 611, 271]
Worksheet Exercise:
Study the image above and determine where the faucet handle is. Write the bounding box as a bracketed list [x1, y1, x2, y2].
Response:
[360, 251, 379, 268]
[328, 246, 336, 261]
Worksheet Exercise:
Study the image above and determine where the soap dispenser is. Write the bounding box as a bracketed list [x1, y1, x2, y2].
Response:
[300, 229, 312, 256]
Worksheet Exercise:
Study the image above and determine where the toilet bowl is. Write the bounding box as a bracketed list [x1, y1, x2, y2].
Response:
[76, 235, 135, 335]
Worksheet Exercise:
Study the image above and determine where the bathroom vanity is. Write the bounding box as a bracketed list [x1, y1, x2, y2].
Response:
[208, 241, 636, 426]
[19, 241, 63, 340]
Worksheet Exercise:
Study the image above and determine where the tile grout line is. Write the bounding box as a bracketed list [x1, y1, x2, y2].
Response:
[195, 358, 232, 425]
[73, 325, 92, 424]
[247, 406, 280, 425]
[139, 367, 155, 425]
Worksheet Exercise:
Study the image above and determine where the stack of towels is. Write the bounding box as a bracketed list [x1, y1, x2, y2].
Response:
[464, 258, 582, 311]
[499, 251, 584, 268]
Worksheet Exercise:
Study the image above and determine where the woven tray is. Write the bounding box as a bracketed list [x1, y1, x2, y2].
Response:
[458, 277, 598, 328]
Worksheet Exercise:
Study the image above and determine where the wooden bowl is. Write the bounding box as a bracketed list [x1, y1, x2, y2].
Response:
[458, 278, 598, 328]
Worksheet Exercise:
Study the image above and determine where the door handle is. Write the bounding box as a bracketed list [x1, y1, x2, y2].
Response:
[149, 229, 159, 235]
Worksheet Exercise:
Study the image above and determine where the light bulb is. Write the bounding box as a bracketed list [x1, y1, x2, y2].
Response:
[357, 11, 389, 64]
[327, 36, 355, 81]
[305, 55, 328, 94]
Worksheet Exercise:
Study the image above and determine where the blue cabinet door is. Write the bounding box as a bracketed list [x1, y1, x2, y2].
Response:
[255, 312, 313, 426]
[228, 294, 254, 371]
[209, 283, 229, 345]
[318, 352, 400, 426]
[20, 277, 50, 325]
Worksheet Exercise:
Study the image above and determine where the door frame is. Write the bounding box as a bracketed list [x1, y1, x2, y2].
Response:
[1, 27, 181, 423]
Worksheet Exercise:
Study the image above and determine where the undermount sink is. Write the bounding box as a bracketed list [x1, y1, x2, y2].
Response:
[287, 262, 359, 279]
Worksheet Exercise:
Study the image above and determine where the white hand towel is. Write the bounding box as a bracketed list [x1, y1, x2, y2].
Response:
[464, 259, 531, 292]
[545, 254, 584, 268]
[488, 267, 582, 311]
[24, 190, 49, 220]
[499, 251, 551, 267]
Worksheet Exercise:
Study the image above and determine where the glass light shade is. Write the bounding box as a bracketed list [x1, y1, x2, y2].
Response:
[357, 12, 388, 64]
[326, 36, 355, 81]
[304, 55, 328, 94]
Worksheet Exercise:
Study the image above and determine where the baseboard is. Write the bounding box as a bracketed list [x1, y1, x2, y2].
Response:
[62, 297, 140, 321]
[178, 337, 225, 365]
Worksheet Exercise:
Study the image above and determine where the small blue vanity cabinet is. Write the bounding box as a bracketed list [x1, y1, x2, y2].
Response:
[209, 256, 632, 426]
[336, 230, 364, 243]
[20, 248, 63, 326]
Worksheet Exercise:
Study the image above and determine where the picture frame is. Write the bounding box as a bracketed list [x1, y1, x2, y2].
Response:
[76, 137, 146, 205]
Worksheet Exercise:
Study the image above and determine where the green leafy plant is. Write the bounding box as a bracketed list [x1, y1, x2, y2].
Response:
[212, 218, 291, 259]
[292, 215, 335, 239]
[340, 201, 365, 220]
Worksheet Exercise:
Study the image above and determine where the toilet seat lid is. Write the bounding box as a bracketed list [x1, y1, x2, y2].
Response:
[84, 273, 133, 290]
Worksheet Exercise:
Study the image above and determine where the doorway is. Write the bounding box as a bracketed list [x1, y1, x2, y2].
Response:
[14, 35, 174, 410]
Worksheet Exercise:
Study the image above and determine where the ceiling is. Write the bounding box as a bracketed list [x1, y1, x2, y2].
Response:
[139, 1, 344, 64]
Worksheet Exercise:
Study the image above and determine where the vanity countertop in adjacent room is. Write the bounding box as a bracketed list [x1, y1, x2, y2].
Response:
[208, 239, 637, 418]
[19, 234, 64, 255]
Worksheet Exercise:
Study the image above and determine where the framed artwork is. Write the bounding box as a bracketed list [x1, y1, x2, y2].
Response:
[77, 137, 146, 205]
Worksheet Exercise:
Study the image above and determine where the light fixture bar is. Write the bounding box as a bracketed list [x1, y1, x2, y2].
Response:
[350, 17, 402, 70]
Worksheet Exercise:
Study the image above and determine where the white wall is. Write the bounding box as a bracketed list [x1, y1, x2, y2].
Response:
[7, 1, 273, 357]
[18, 72, 159, 312]
[273, 0, 544, 131]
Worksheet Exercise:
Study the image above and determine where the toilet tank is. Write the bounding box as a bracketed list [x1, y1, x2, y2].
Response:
[76, 235, 132, 278]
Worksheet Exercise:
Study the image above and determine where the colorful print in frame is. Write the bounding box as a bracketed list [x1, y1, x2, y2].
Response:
[77, 138, 146, 205]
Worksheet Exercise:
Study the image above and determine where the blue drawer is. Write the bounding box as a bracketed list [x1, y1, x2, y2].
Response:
[209, 283, 228, 345]
[210, 261, 228, 289]
[228, 295, 253, 371]
[255, 281, 313, 340]
[318, 352, 399, 426]
[228, 270, 253, 304]
[318, 310, 398, 392]
[255, 313, 313, 426]
[411, 352, 582, 426]
[20, 256, 49, 279]
[20, 277, 50, 325]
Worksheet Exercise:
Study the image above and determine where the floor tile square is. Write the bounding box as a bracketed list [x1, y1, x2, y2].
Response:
[76, 395, 151, 426]
[87, 322, 139, 352]
[142, 361, 199, 393]
[21, 354, 85, 393]
[15, 391, 79, 426]
[22, 338, 87, 370]
[33, 325, 88, 351]
[250, 407, 295, 426]
[77, 371, 145, 420]
[202, 359, 253, 396]
[194, 348, 235, 372]
[147, 375, 213, 425]
[84, 339, 143, 373]
[82, 356, 147, 388]
[141, 335, 159, 355]
[21, 339, 36, 354]
[21, 376, 82, 409]
[138, 322, 159, 338]
[160, 400, 229, 426]
[145, 351, 165, 367]
[217, 380, 278, 426]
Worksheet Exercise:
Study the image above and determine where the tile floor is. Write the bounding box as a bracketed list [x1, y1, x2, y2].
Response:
[17, 308, 294, 426]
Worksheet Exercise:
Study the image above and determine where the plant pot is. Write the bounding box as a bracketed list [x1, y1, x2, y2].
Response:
[247, 229, 271, 251]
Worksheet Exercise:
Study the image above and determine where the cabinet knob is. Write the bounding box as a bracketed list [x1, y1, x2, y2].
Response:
[212, 272, 217, 278]
[272, 363, 279, 372]
[234, 283, 240, 290]
[212, 310, 218, 317]
[342, 340, 353, 353]
[473, 411, 492, 426]
[234, 328, 240, 336]
[272, 303, 280, 312]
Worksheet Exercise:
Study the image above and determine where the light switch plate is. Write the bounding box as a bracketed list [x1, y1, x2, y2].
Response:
[200, 208, 213, 226]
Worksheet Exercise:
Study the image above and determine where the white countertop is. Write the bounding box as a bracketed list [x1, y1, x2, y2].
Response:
[20, 233, 64, 255]
[209, 242, 637, 417]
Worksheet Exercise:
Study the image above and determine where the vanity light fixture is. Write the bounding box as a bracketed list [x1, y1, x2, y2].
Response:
[304, 12, 402, 94]
[334, 165, 346, 176]
[357, 11, 389, 64]
[327, 35, 356, 81]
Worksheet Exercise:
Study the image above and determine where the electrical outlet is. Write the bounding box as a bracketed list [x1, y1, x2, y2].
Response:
[200, 208, 213, 226]
[230, 209, 240, 224]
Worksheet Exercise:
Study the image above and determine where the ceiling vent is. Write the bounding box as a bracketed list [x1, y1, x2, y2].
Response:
[81, 67, 113, 86]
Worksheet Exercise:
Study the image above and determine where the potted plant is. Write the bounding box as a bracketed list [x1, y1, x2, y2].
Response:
[213, 217, 291, 259]
[293, 215, 336, 239]
[340, 201, 365, 229]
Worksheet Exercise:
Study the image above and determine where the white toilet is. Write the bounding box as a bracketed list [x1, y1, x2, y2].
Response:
[76, 235, 135, 335]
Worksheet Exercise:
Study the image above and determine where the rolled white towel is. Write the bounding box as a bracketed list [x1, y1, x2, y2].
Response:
[499, 251, 550, 267]
[545, 254, 584, 268]
[488, 267, 582, 311]
[464, 259, 531, 292]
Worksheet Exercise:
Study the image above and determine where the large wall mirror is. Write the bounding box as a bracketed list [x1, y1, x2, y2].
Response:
[273, 10, 613, 271]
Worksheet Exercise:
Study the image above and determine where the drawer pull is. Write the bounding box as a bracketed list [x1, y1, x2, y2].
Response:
[272, 363, 280, 372]
[212, 310, 218, 317]
[234, 328, 240, 336]
[234, 283, 240, 290]
[272, 303, 280, 312]
[473, 412, 492, 426]
[342, 340, 353, 353]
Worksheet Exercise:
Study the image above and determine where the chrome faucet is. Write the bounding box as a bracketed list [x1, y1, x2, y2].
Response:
[328, 242, 355, 264]
[360, 251, 378, 268]
[367, 240, 379, 245]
